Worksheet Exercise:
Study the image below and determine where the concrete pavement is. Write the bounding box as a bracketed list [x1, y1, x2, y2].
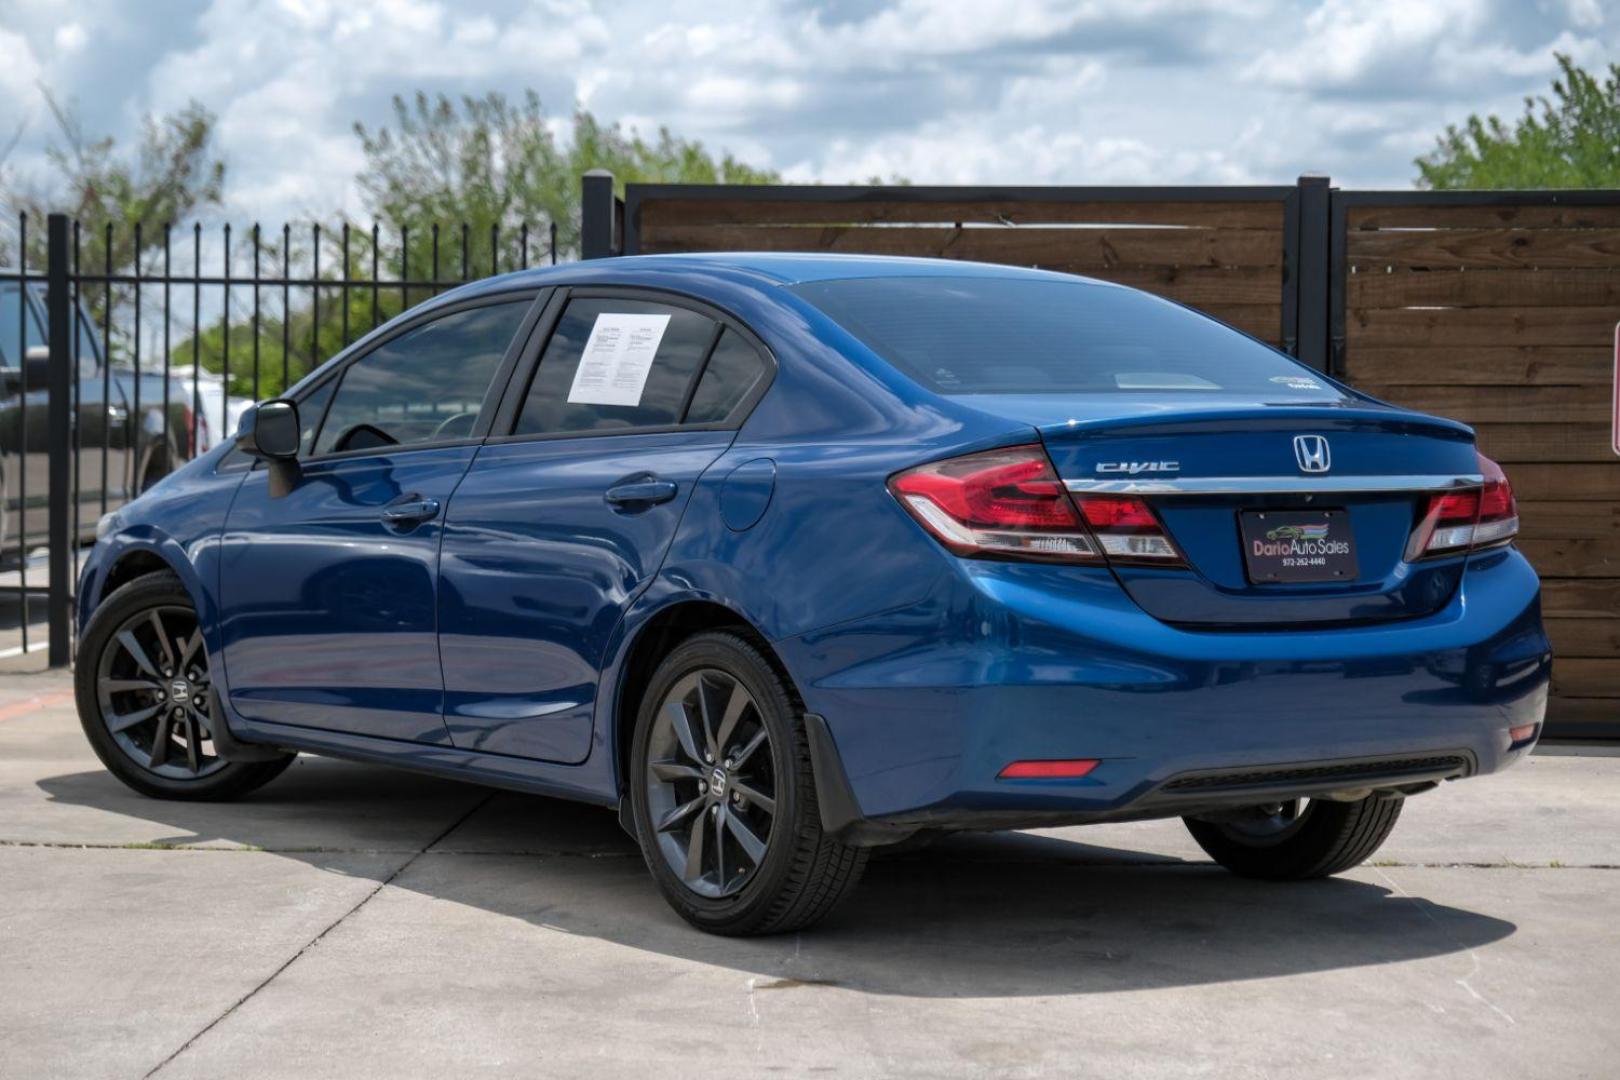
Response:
[2, 669, 1616, 1079]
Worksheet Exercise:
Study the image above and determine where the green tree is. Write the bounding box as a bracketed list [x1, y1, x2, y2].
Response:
[0, 90, 226, 335]
[174, 225, 414, 401]
[177, 94, 783, 401]
[353, 91, 779, 270]
[1416, 54, 1620, 189]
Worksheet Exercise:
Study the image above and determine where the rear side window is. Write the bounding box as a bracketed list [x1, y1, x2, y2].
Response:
[791, 276, 1347, 398]
[685, 329, 767, 424]
[515, 298, 716, 435]
[313, 299, 529, 455]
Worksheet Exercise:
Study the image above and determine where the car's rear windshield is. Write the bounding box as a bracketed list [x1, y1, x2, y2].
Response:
[790, 275, 1344, 398]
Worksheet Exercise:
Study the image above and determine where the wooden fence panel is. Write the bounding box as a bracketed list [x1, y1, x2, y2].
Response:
[633, 194, 1291, 347]
[1342, 198, 1620, 738]
[621, 183, 1620, 738]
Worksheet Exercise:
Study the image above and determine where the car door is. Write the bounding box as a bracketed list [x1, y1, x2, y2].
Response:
[217, 292, 542, 742]
[437, 290, 773, 763]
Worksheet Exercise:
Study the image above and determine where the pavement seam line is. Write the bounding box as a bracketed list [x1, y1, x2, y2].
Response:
[2, 839, 1616, 869]
[140, 792, 495, 1079]
[1372, 866, 1518, 1027]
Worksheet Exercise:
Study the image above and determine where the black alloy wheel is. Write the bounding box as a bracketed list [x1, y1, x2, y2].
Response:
[1185, 793, 1404, 880]
[630, 631, 867, 935]
[75, 571, 294, 801]
[644, 668, 778, 898]
[96, 604, 227, 780]
[1213, 799, 1310, 846]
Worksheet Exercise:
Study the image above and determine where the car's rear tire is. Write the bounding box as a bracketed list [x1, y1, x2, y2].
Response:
[75, 571, 294, 801]
[1183, 795, 1403, 880]
[629, 631, 867, 935]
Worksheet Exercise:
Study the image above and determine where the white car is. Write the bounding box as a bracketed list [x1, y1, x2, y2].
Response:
[167, 366, 255, 452]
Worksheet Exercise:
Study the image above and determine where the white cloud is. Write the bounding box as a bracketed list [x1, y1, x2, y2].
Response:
[53, 22, 86, 51]
[0, 26, 44, 105]
[1564, 0, 1605, 29]
[1243, 0, 1594, 99]
[1, 0, 1615, 222]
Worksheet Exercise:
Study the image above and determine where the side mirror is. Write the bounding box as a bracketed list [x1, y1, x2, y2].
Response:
[23, 345, 51, 392]
[236, 400, 300, 461]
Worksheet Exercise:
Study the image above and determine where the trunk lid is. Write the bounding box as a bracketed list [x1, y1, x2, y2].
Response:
[969, 394, 1482, 627]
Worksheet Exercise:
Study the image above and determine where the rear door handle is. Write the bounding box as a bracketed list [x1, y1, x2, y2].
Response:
[381, 496, 441, 526]
[604, 479, 678, 506]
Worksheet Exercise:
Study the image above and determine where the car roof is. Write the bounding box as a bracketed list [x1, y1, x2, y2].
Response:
[437, 251, 1118, 305]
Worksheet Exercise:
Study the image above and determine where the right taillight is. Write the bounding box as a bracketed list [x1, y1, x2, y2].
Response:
[1406, 452, 1519, 560]
[888, 445, 1183, 566]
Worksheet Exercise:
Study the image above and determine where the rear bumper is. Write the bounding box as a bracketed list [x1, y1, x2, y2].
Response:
[779, 546, 1550, 841]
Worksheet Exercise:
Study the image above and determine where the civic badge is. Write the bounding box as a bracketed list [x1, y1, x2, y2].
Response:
[1293, 434, 1331, 474]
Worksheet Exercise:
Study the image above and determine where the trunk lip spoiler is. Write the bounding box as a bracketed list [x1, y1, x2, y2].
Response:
[1064, 473, 1485, 495]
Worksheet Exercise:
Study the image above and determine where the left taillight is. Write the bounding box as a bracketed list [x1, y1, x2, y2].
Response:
[1406, 452, 1519, 560]
[889, 445, 1099, 562]
[888, 444, 1183, 566]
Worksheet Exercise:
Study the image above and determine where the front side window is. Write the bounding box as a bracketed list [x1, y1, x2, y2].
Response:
[312, 299, 529, 456]
[515, 297, 717, 436]
[792, 276, 1347, 398]
[296, 378, 335, 457]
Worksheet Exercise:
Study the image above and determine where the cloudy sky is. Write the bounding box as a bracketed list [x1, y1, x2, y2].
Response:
[0, 0, 1613, 223]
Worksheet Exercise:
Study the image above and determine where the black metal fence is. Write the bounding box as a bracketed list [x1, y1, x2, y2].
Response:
[3, 212, 559, 666]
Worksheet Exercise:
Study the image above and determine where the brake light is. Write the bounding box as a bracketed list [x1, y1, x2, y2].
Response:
[1406, 452, 1519, 559]
[889, 445, 1185, 566]
[1073, 494, 1183, 563]
[888, 445, 1099, 562]
[181, 404, 196, 459]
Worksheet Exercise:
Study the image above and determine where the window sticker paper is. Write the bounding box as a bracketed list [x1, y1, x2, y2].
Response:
[566, 312, 671, 407]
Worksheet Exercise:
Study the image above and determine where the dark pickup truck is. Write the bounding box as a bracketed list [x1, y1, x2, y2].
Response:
[1, 278, 191, 557]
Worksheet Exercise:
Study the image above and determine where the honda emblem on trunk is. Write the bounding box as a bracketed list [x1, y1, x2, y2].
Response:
[1293, 434, 1331, 473]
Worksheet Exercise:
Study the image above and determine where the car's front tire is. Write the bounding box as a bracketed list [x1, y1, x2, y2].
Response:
[75, 571, 294, 801]
[1183, 795, 1403, 880]
[629, 631, 867, 935]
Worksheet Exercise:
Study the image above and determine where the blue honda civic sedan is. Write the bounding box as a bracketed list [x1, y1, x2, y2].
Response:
[75, 254, 1550, 935]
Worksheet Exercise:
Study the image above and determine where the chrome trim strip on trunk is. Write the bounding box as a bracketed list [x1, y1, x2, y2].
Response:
[1064, 474, 1485, 495]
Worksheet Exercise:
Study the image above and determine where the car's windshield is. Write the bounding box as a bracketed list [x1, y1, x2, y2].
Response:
[791, 275, 1345, 398]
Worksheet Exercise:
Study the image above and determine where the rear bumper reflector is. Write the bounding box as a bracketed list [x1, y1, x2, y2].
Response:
[998, 759, 1101, 780]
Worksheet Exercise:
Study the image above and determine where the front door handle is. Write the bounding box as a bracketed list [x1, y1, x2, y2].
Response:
[381, 496, 441, 527]
[604, 479, 678, 507]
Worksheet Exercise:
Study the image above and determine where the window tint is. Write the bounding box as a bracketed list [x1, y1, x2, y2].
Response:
[685, 329, 767, 424]
[0, 285, 43, 368]
[791, 276, 1348, 399]
[515, 298, 715, 436]
[313, 300, 528, 456]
